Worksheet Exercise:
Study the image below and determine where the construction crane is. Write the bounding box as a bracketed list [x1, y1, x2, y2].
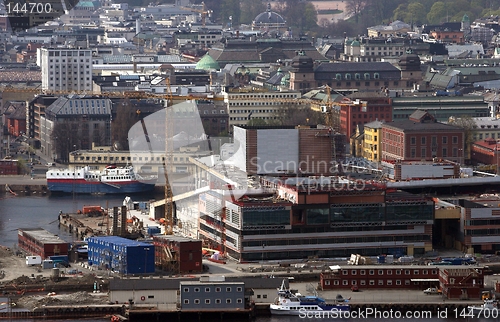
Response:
[164, 77, 174, 235]
[181, 2, 212, 28]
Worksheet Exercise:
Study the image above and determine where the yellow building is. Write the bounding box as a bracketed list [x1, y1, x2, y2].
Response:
[363, 120, 384, 162]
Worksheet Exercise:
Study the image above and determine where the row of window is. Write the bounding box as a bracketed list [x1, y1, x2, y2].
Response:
[184, 286, 242, 292]
[410, 147, 459, 158]
[49, 77, 90, 82]
[335, 73, 380, 81]
[228, 94, 298, 99]
[342, 269, 436, 276]
[231, 109, 276, 113]
[352, 113, 390, 119]
[183, 298, 242, 304]
[230, 116, 277, 121]
[77, 156, 189, 162]
[410, 136, 459, 145]
[326, 279, 412, 286]
[202, 110, 225, 114]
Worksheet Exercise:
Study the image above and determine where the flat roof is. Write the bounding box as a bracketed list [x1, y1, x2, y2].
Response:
[19, 228, 67, 244]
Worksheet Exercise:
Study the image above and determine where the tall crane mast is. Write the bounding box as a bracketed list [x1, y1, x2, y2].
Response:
[164, 77, 174, 235]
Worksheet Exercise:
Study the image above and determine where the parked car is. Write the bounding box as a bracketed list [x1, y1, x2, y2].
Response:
[423, 287, 442, 295]
[351, 285, 359, 292]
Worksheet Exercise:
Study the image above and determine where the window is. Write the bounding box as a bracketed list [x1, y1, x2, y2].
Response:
[343, 270, 348, 275]
[184, 288, 189, 292]
[237, 299, 243, 303]
[351, 270, 357, 275]
[355, 73, 360, 80]
[369, 270, 374, 275]
[421, 137, 426, 145]
[226, 299, 232, 304]
[369, 280, 375, 285]
[336, 73, 341, 80]
[387, 270, 392, 275]
[360, 270, 366, 275]
[378, 280, 384, 285]
[184, 299, 189, 304]
[405, 270, 410, 275]
[195, 288, 200, 292]
[237, 287, 242, 292]
[205, 299, 210, 304]
[396, 270, 401, 275]
[378, 270, 383, 275]
[194, 299, 200, 304]
[360, 280, 366, 285]
[226, 287, 231, 292]
[364, 73, 370, 80]
[374, 73, 380, 79]
[387, 280, 392, 285]
[442, 136, 448, 144]
[325, 280, 330, 285]
[334, 280, 339, 285]
[452, 136, 458, 144]
[343, 280, 348, 285]
[216, 299, 221, 304]
[205, 287, 210, 292]
[396, 280, 401, 285]
[345, 74, 351, 80]
[411, 137, 416, 145]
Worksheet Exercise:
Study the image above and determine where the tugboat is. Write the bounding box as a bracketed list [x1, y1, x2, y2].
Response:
[270, 279, 350, 316]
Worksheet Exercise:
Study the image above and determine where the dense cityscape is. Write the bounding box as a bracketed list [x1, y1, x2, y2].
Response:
[3, 0, 500, 320]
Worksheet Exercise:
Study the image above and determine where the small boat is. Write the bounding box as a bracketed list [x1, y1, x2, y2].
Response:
[270, 279, 349, 316]
[468, 299, 499, 315]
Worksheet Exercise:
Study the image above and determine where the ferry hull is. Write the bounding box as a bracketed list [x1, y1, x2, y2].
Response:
[47, 180, 156, 194]
[270, 304, 349, 316]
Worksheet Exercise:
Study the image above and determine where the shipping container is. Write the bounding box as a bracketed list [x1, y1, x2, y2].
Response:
[26, 255, 41, 266]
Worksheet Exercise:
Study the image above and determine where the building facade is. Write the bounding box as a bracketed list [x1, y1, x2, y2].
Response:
[40, 48, 93, 91]
[382, 111, 465, 163]
[363, 120, 384, 162]
[338, 96, 392, 141]
[198, 180, 434, 262]
[180, 280, 246, 310]
[18, 228, 69, 259]
[320, 265, 439, 290]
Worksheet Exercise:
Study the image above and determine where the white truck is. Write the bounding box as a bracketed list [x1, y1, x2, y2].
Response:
[423, 287, 442, 295]
[26, 255, 42, 266]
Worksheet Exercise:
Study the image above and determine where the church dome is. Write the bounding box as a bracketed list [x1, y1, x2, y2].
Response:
[253, 3, 286, 26]
[195, 53, 220, 71]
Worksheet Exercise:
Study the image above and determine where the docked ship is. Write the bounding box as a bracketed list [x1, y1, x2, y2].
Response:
[468, 299, 499, 315]
[270, 279, 350, 316]
[46, 165, 157, 194]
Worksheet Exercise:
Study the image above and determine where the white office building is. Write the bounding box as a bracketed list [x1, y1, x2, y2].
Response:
[40, 48, 93, 91]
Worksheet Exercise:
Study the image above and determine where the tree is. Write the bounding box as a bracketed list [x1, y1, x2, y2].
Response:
[426, 1, 448, 24]
[271, 103, 324, 126]
[240, 0, 266, 25]
[112, 99, 138, 151]
[247, 118, 267, 126]
[218, 0, 241, 27]
[51, 122, 80, 163]
[448, 115, 476, 162]
[345, 0, 368, 24]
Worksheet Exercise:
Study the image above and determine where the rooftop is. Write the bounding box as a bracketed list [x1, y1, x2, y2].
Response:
[19, 228, 67, 244]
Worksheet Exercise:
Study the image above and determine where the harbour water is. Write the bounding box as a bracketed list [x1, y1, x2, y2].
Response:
[0, 193, 495, 321]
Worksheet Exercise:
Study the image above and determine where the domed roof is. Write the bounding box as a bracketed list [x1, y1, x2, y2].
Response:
[254, 3, 285, 25]
[351, 40, 360, 47]
[462, 14, 470, 22]
[196, 54, 219, 71]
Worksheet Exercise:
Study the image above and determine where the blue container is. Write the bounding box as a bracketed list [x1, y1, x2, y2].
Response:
[147, 226, 161, 236]
[377, 255, 386, 264]
[88, 236, 154, 274]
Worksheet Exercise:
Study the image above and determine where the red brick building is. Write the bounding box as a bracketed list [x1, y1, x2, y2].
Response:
[320, 265, 439, 290]
[5, 102, 26, 137]
[338, 96, 392, 141]
[0, 159, 18, 175]
[18, 228, 69, 259]
[439, 266, 484, 299]
[471, 138, 500, 169]
[382, 110, 464, 162]
[152, 235, 203, 274]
